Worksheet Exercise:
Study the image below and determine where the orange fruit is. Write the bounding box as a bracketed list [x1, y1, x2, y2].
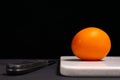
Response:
[71, 27, 111, 61]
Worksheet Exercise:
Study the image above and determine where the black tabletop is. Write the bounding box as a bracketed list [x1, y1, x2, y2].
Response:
[0, 59, 120, 80]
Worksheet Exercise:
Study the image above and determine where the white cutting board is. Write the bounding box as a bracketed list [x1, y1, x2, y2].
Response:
[60, 56, 120, 76]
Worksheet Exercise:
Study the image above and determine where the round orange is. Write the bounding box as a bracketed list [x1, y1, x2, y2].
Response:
[71, 27, 111, 61]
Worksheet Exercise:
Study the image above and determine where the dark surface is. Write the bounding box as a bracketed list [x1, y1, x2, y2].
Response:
[0, 59, 120, 80]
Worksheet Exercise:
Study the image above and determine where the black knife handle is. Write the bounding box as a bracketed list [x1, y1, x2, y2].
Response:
[6, 60, 55, 75]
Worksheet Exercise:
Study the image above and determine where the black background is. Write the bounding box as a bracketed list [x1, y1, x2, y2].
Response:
[0, 1, 120, 59]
